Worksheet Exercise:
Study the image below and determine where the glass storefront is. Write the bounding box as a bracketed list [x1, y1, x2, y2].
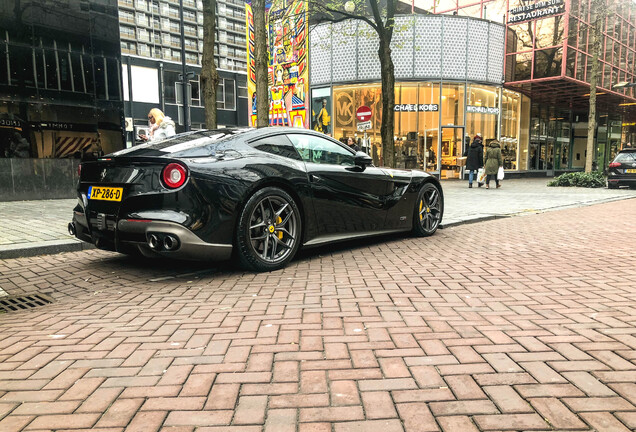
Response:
[329, 81, 528, 177]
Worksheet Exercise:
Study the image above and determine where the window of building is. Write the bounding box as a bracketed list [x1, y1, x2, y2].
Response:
[441, 83, 464, 126]
[217, 78, 235, 110]
[535, 16, 565, 49]
[534, 47, 563, 78]
[466, 84, 499, 147]
[164, 70, 179, 103]
[190, 77, 200, 106]
[237, 81, 247, 98]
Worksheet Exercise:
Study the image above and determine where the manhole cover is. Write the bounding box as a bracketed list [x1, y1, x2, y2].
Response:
[0, 294, 54, 312]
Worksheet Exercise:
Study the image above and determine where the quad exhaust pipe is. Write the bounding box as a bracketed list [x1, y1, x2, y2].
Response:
[163, 235, 178, 251]
[148, 233, 179, 251]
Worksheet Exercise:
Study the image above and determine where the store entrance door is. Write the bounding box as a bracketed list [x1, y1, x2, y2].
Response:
[440, 126, 464, 179]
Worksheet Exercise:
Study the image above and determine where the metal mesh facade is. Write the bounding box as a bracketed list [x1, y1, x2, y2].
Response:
[310, 15, 505, 86]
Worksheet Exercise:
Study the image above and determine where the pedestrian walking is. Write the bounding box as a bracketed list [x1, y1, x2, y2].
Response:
[463, 134, 484, 188]
[138, 108, 176, 142]
[483, 140, 503, 189]
[347, 136, 360, 152]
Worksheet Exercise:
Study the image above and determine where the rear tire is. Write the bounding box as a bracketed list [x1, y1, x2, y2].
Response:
[236, 187, 302, 272]
[412, 183, 443, 237]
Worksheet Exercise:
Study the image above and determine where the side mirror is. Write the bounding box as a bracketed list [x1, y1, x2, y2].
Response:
[354, 151, 372, 169]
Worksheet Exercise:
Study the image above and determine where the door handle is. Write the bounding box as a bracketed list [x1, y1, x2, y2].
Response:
[309, 174, 321, 182]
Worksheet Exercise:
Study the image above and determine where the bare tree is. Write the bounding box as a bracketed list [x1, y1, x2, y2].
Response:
[310, 0, 399, 167]
[253, 0, 270, 127]
[201, 0, 219, 129]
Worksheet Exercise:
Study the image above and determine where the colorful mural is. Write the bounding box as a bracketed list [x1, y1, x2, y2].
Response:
[245, 0, 309, 128]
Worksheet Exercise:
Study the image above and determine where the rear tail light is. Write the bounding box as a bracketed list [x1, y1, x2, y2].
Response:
[77, 163, 82, 177]
[609, 162, 621, 168]
[162, 163, 188, 189]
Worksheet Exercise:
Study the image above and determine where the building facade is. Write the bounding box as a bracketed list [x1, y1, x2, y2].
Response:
[310, 14, 519, 178]
[117, 0, 248, 145]
[0, 0, 125, 200]
[311, 0, 636, 177]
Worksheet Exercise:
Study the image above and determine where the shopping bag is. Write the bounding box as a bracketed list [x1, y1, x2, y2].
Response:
[477, 168, 486, 183]
[497, 166, 505, 180]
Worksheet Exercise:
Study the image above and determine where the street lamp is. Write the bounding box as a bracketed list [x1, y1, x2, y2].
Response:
[613, 81, 636, 89]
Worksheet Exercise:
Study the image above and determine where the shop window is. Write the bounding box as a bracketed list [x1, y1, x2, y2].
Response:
[59, 54, 73, 91]
[535, 16, 564, 49]
[418, 82, 440, 172]
[441, 83, 464, 126]
[8, 45, 35, 88]
[44, 49, 59, 90]
[466, 84, 499, 145]
[533, 47, 562, 79]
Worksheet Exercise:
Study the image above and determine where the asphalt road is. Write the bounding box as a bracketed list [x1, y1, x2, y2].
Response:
[0, 198, 635, 431]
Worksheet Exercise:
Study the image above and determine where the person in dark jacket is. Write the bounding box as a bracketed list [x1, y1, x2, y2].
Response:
[483, 140, 503, 189]
[464, 135, 484, 188]
[347, 136, 360, 152]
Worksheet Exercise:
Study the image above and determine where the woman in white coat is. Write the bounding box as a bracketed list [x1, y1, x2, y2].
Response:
[139, 108, 176, 142]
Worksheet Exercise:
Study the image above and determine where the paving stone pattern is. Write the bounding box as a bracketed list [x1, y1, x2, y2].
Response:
[0, 199, 635, 431]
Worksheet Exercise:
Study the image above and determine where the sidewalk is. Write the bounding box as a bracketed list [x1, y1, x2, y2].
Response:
[1, 178, 635, 259]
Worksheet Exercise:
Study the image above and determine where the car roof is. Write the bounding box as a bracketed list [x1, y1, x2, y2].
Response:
[619, 148, 636, 152]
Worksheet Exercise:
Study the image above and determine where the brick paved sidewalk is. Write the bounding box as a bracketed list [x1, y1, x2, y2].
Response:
[1, 178, 635, 260]
[0, 198, 635, 431]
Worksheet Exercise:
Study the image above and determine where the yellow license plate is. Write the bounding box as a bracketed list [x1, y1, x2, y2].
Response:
[88, 186, 123, 201]
[626, 169, 636, 173]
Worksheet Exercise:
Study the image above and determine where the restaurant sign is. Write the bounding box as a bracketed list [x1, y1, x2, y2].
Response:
[508, 0, 564, 24]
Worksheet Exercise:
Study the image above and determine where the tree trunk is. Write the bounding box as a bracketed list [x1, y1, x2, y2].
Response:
[253, 0, 269, 127]
[201, 0, 219, 129]
[379, 39, 395, 168]
[585, 1, 603, 173]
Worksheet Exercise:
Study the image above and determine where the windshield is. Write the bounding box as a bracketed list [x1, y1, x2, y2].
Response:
[111, 129, 250, 157]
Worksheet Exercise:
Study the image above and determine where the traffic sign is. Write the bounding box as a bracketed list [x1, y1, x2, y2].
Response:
[356, 106, 372, 122]
[357, 121, 372, 131]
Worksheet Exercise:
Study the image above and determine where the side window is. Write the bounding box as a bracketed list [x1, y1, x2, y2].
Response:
[251, 135, 301, 161]
[288, 134, 354, 166]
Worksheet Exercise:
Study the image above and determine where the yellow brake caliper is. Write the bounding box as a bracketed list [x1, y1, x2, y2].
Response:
[276, 216, 283, 239]
[419, 200, 423, 221]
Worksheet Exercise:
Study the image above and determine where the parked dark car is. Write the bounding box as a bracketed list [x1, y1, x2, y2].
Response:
[608, 149, 636, 189]
[69, 128, 443, 271]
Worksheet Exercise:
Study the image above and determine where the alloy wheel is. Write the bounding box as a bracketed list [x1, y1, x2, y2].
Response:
[247, 195, 299, 264]
[418, 185, 442, 234]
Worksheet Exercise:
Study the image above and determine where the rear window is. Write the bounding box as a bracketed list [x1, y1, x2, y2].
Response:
[111, 129, 249, 157]
[614, 152, 636, 162]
